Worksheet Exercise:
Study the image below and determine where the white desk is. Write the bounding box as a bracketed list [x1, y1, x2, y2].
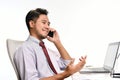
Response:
[70, 72, 120, 80]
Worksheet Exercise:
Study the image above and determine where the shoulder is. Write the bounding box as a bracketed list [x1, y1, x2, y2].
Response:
[14, 41, 36, 56]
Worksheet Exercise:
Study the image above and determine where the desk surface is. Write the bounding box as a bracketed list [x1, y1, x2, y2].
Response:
[69, 72, 120, 80]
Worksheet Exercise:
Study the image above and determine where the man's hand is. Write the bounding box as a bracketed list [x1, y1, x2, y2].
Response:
[47, 28, 60, 43]
[64, 56, 87, 76]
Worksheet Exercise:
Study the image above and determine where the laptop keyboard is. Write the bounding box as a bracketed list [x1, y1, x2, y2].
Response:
[80, 67, 110, 73]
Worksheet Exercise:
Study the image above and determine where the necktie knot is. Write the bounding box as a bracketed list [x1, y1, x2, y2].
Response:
[40, 41, 45, 48]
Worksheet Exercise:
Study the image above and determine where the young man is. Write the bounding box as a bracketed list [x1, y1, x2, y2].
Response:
[14, 8, 86, 80]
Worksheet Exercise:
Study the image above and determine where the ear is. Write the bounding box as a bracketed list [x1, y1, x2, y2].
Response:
[29, 20, 35, 28]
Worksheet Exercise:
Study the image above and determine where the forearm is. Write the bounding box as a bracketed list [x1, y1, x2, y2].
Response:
[40, 71, 70, 80]
[54, 40, 72, 60]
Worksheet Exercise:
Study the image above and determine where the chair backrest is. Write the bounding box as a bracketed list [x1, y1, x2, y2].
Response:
[6, 39, 24, 80]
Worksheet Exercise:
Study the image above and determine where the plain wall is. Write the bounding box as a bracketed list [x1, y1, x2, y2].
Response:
[0, 0, 120, 79]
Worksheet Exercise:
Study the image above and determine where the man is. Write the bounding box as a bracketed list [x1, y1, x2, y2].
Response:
[14, 8, 86, 80]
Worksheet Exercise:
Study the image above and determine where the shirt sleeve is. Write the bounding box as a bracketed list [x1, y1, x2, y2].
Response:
[57, 57, 71, 70]
[14, 45, 40, 80]
[48, 48, 71, 70]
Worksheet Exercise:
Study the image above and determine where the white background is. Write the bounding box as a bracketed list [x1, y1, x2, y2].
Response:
[0, 0, 120, 79]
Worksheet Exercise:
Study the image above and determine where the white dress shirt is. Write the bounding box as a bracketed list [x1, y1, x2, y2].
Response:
[14, 36, 71, 80]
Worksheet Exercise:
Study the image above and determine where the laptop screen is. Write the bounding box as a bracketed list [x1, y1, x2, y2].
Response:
[104, 42, 119, 71]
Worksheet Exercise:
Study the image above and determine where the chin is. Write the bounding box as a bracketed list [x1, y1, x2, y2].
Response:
[41, 35, 47, 39]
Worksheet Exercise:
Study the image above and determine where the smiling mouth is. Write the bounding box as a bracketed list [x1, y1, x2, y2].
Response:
[42, 29, 48, 33]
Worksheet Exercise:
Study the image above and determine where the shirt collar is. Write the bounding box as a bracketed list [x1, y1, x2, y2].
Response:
[27, 36, 42, 44]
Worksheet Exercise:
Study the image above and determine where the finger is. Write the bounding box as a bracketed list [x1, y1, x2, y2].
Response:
[49, 28, 56, 32]
[84, 55, 87, 59]
[79, 58, 84, 61]
[79, 56, 84, 61]
[81, 55, 87, 60]
[79, 56, 86, 61]
[47, 36, 51, 40]
[47, 36, 54, 42]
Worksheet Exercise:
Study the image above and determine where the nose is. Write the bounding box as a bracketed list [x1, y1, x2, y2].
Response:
[45, 24, 50, 31]
[45, 24, 50, 29]
[46, 22, 50, 28]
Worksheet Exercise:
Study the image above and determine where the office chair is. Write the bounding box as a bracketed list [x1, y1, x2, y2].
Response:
[6, 39, 24, 80]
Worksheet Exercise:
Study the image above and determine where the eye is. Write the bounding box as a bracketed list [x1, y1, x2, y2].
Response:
[48, 22, 50, 26]
[42, 22, 46, 24]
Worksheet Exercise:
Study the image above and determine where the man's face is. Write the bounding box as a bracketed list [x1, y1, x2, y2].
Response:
[30, 14, 50, 40]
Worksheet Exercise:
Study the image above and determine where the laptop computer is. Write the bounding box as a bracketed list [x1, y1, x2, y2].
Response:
[80, 42, 120, 73]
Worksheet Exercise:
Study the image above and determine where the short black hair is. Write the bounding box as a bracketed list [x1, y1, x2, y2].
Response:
[25, 8, 48, 31]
